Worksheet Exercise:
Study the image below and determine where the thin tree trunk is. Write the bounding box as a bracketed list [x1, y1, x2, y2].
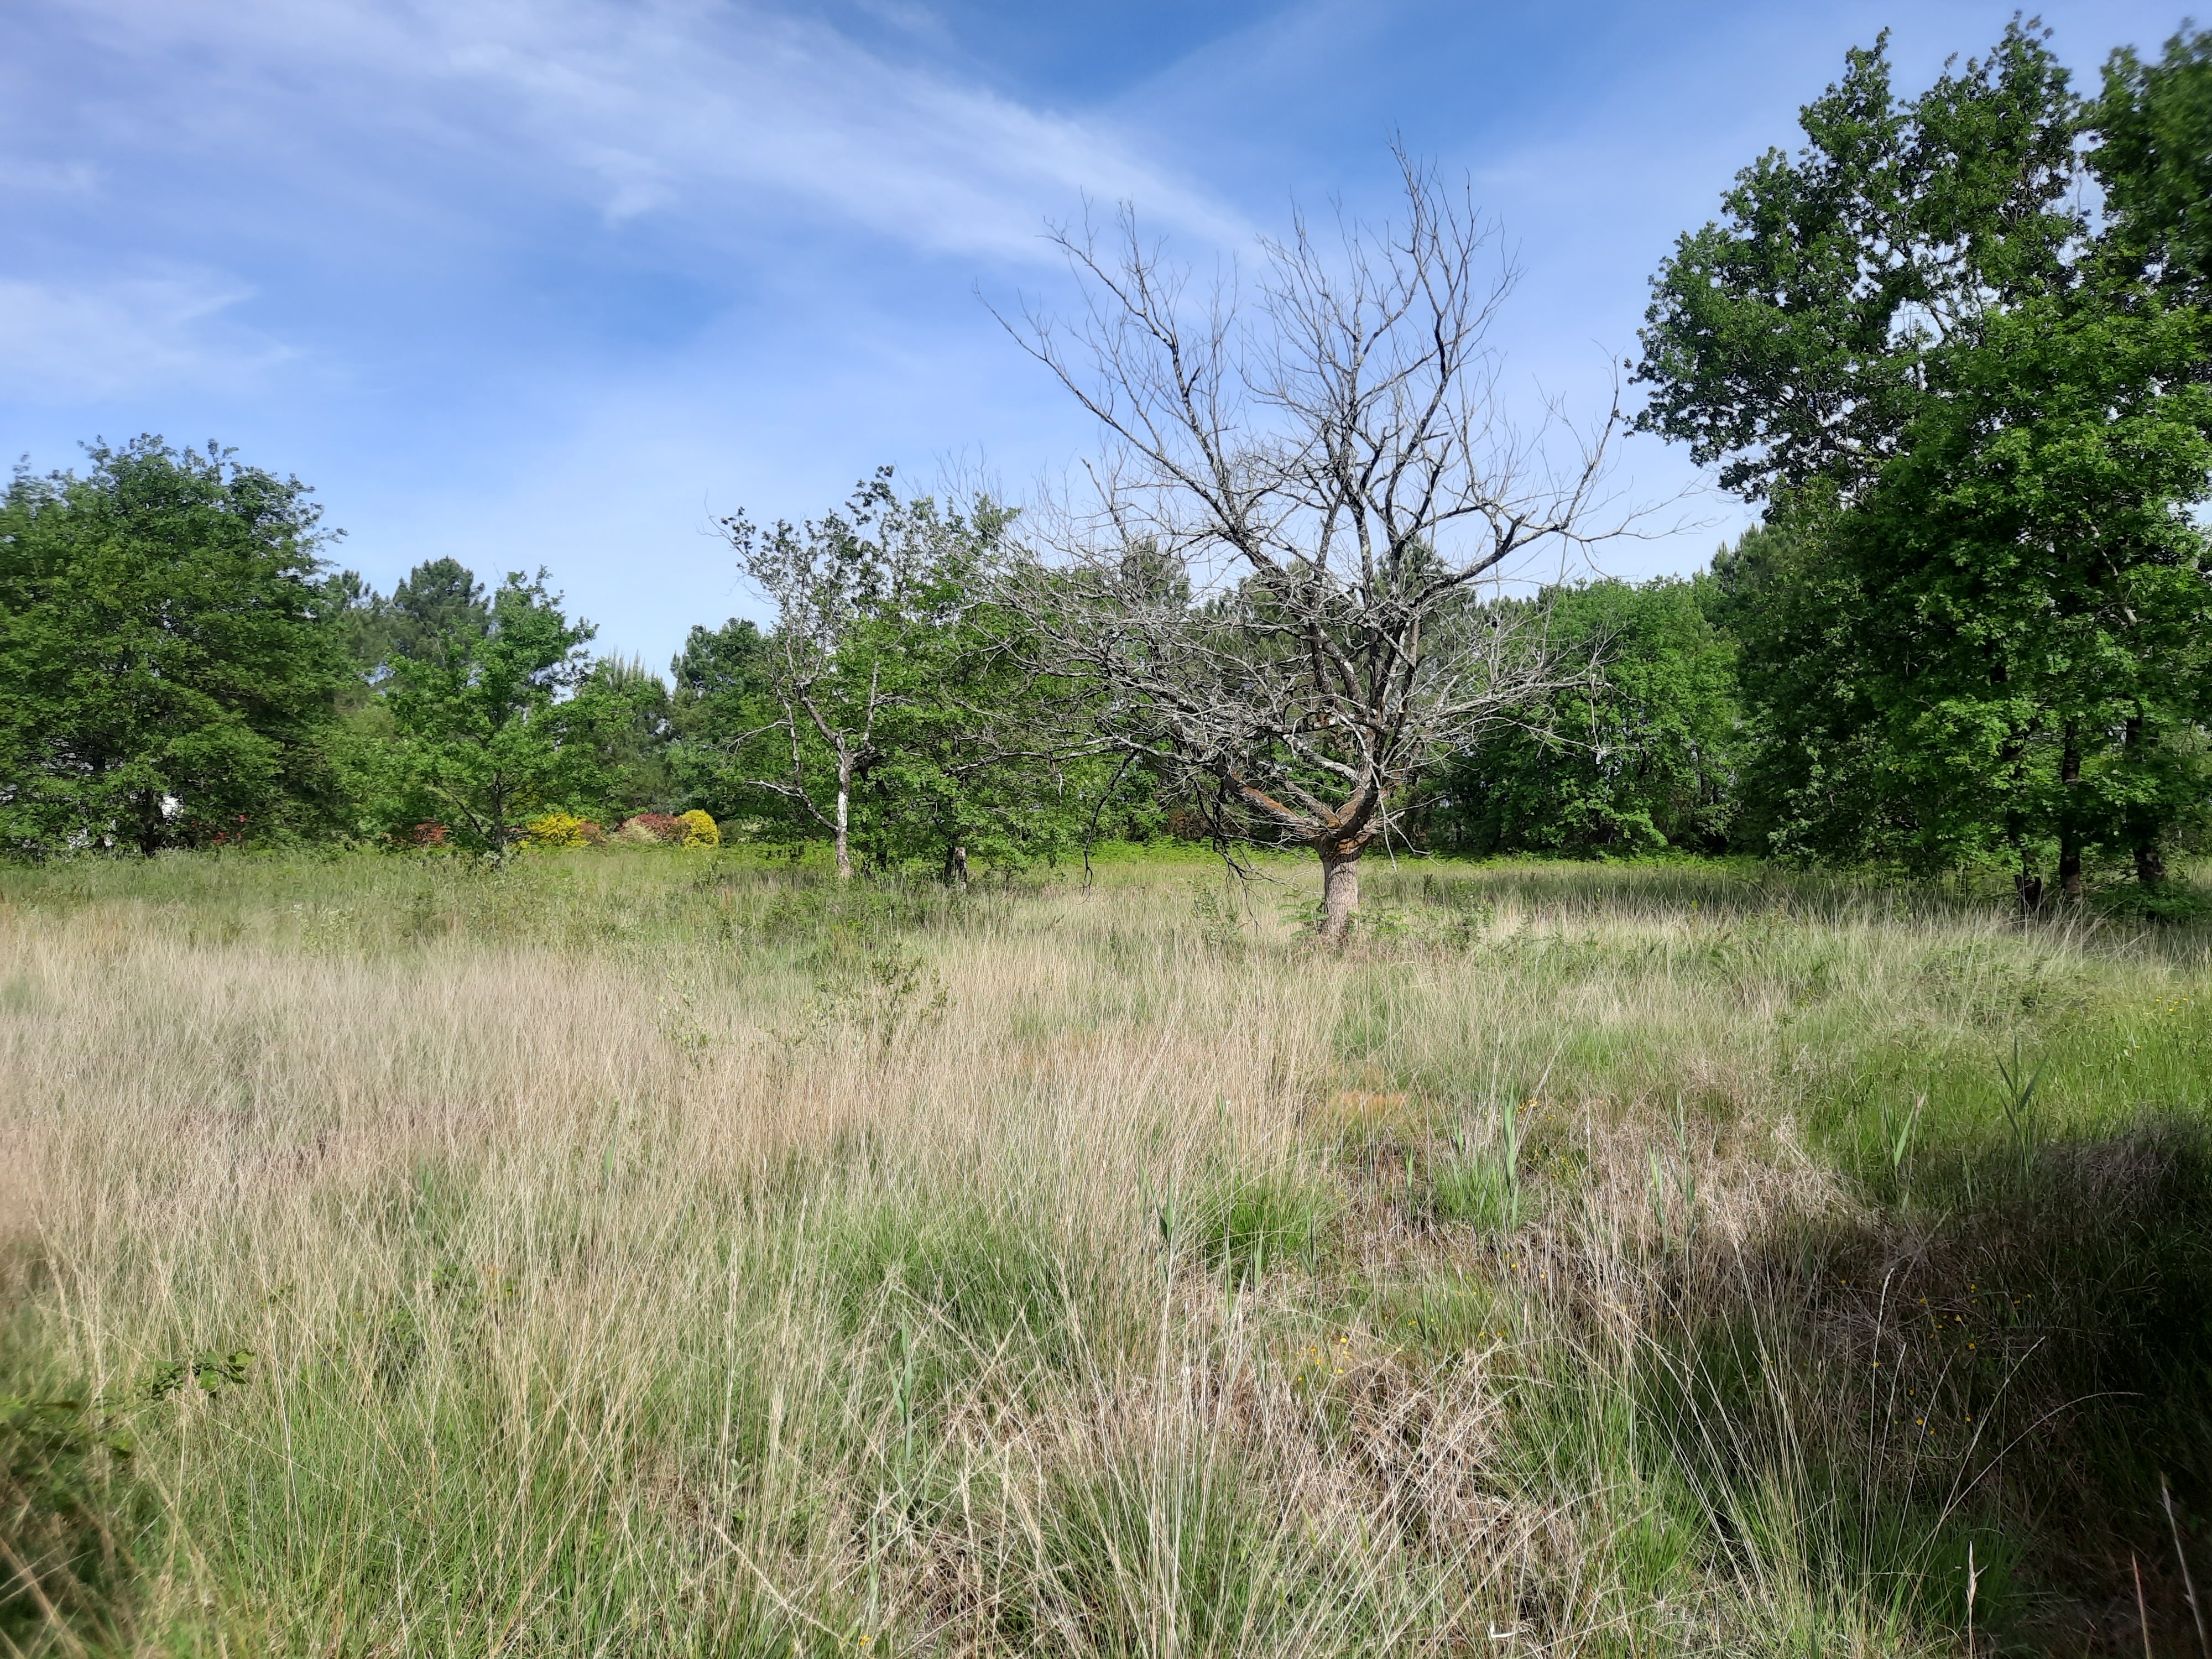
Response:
[2058, 731, 2084, 904]
[1318, 846, 1361, 946]
[833, 753, 853, 879]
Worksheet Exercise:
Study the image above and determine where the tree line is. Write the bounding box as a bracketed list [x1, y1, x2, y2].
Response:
[2, 20, 2208, 934]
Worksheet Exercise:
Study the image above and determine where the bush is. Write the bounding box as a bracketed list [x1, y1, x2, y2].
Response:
[521, 812, 603, 849]
[676, 809, 720, 848]
[615, 813, 685, 845]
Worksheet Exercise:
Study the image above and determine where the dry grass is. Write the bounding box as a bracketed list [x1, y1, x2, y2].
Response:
[3, 850, 2210, 1655]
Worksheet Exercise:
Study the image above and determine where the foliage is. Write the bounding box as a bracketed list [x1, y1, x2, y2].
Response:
[1433, 577, 1743, 857]
[675, 808, 719, 847]
[666, 615, 774, 822]
[373, 568, 607, 853]
[616, 812, 687, 844]
[717, 471, 1123, 878]
[2094, 24, 2212, 302]
[522, 811, 603, 849]
[1637, 22, 2212, 892]
[0, 436, 344, 857]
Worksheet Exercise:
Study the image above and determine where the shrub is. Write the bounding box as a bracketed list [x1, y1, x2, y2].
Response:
[676, 809, 721, 848]
[639, 815, 684, 842]
[521, 812, 603, 849]
[617, 813, 686, 845]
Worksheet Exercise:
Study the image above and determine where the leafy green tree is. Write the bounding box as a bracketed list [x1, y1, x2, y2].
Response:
[723, 471, 1092, 878]
[666, 618, 782, 827]
[2095, 25, 2212, 302]
[378, 567, 601, 852]
[1636, 22, 2212, 895]
[0, 437, 343, 856]
[317, 568, 392, 712]
[385, 558, 489, 669]
[1433, 578, 1742, 857]
[571, 655, 676, 820]
[846, 541, 1125, 879]
[1635, 25, 2081, 503]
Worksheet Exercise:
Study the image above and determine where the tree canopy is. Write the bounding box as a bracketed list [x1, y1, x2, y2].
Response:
[0, 438, 344, 856]
[1635, 20, 2212, 897]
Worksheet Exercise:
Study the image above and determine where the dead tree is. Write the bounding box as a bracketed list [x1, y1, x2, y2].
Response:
[997, 154, 1632, 943]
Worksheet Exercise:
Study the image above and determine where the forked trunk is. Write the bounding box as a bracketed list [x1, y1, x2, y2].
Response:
[1318, 846, 1361, 947]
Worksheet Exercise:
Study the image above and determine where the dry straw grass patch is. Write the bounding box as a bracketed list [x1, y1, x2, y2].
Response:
[2, 851, 2209, 1654]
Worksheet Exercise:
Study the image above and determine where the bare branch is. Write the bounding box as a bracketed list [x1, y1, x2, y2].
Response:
[990, 155, 1641, 940]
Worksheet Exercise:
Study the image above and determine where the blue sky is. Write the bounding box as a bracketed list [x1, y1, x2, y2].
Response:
[1, 0, 2188, 666]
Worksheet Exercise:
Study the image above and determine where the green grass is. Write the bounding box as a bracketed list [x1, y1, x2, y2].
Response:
[3, 846, 2211, 1653]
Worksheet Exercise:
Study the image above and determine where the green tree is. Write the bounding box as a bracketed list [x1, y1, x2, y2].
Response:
[846, 534, 1120, 880]
[385, 557, 489, 669]
[1434, 578, 1743, 857]
[2095, 25, 2212, 302]
[571, 655, 676, 820]
[0, 437, 343, 857]
[1635, 25, 2081, 502]
[1636, 22, 2212, 895]
[379, 567, 600, 852]
[666, 618, 782, 827]
[723, 471, 1088, 878]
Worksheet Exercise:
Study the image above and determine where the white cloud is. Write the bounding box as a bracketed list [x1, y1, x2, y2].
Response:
[37, 0, 1243, 263]
[0, 271, 288, 403]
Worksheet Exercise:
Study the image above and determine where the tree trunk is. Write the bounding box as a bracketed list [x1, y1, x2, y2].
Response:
[833, 753, 853, 879]
[1318, 846, 1361, 947]
[2125, 716, 2166, 888]
[2058, 731, 2084, 904]
[2136, 838, 2168, 889]
[945, 843, 969, 890]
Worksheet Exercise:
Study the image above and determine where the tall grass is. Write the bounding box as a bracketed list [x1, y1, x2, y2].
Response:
[2, 849, 2209, 1654]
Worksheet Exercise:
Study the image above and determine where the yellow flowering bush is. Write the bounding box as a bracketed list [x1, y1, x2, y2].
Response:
[676, 809, 721, 848]
[522, 811, 599, 849]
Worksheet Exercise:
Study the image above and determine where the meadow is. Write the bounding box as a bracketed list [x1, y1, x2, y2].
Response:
[4, 848, 2211, 1656]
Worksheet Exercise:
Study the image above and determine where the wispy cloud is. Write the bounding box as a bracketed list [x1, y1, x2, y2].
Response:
[36, 0, 1241, 262]
[0, 271, 288, 403]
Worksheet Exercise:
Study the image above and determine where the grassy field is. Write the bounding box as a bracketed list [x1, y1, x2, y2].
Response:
[4, 848, 2212, 1656]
